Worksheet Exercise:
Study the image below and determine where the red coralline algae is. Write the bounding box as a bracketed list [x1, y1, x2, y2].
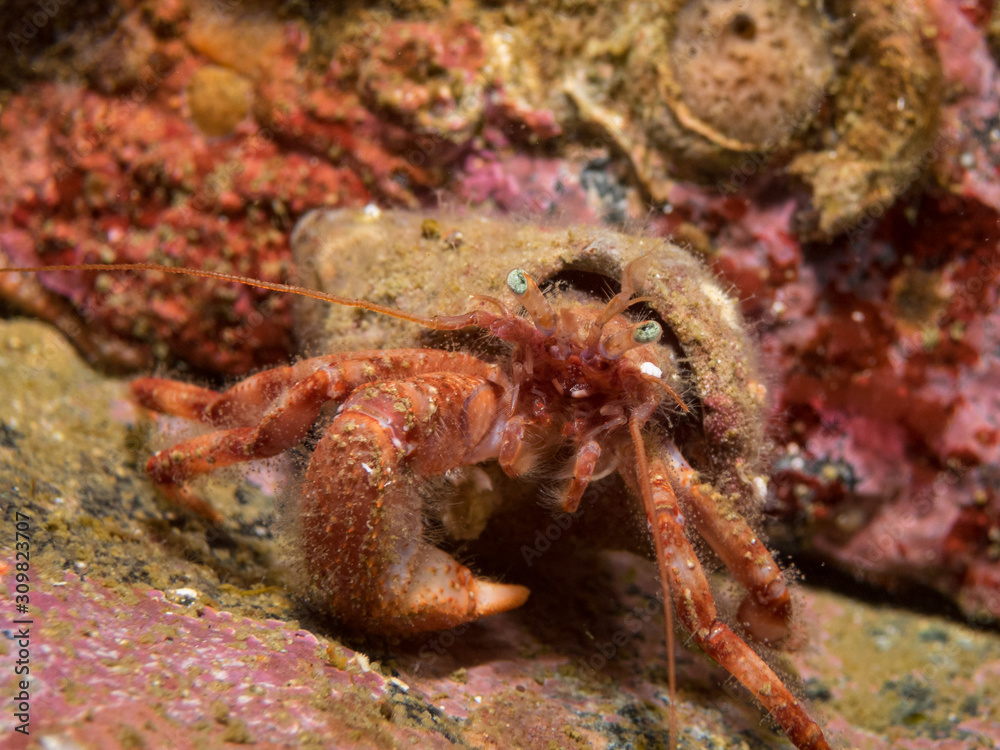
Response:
[693, 181, 1000, 621]
[0, 76, 308, 374]
[0, 15, 377, 374]
[0, 2, 610, 377]
[753, 191, 1000, 621]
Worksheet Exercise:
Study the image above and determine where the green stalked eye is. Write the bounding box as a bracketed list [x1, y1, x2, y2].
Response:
[633, 321, 661, 344]
[506, 268, 528, 296]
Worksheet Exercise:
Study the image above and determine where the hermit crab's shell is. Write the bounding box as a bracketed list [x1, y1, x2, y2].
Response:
[290, 208, 767, 514]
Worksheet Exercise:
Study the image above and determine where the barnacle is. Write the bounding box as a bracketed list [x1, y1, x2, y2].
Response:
[667, 0, 834, 150]
[486, 0, 942, 237]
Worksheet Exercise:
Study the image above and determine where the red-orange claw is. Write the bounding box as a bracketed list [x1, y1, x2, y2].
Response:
[301, 372, 521, 634]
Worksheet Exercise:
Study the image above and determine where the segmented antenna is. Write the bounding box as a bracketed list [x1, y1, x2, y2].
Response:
[0, 263, 485, 331]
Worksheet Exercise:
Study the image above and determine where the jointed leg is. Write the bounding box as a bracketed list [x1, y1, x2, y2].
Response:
[646, 457, 830, 750]
[498, 415, 533, 476]
[132, 349, 508, 428]
[662, 444, 792, 645]
[559, 439, 601, 513]
[131, 378, 221, 421]
[558, 411, 627, 513]
[143, 368, 335, 520]
[132, 350, 511, 520]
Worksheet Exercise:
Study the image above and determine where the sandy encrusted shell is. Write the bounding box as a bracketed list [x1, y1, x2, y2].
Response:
[290, 208, 767, 510]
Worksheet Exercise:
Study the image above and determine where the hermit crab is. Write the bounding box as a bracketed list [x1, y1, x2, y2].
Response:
[1, 210, 830, 749]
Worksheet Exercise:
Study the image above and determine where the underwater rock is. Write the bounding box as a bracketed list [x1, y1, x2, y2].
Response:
[478, 0, 941, 239]
[735, 194, 1000, 626]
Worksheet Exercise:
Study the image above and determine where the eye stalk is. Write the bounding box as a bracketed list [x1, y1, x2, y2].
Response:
[599, 320, 663, 360]
[583, 255, 656, 358]
[506, 268, 557, 336]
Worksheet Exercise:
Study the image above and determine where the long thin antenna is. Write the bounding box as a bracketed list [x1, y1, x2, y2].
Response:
[630, 419, 678, 750]
[0, 263, 480, 331]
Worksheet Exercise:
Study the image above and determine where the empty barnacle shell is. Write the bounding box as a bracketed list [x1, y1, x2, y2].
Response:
[546, 0, 941, 237]
[665, 0, 835, 154]
[562, 0, 837, 192]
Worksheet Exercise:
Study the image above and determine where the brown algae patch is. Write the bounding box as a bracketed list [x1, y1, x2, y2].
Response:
[890, 265, 950, 334]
